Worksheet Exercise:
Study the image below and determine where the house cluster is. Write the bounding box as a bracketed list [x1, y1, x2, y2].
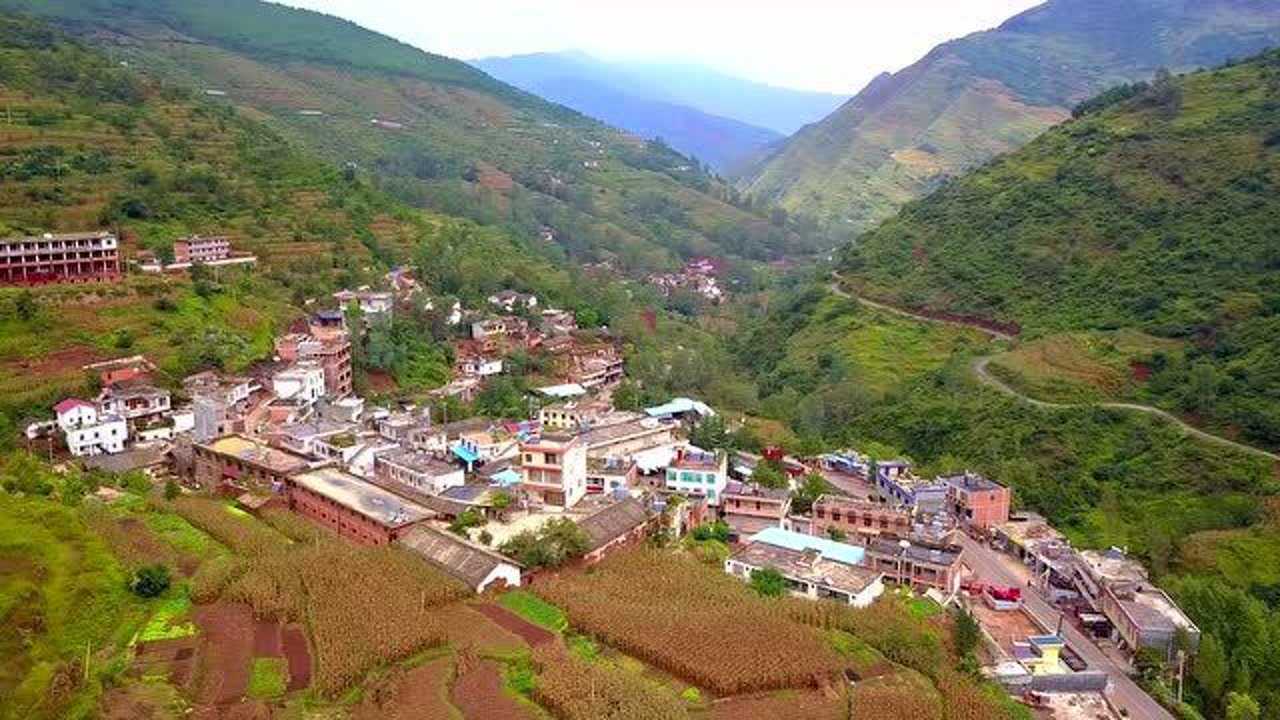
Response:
[137, 235, 258, 273]
[646, 257, 725, 304]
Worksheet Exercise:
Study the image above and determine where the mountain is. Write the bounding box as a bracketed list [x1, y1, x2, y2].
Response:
[472, 52, 783, 174]
[475, 51, 847, 138]
[838, 49, 1280, 449]
[743, 0, 1280, 232]
[2, 0, 814, 270]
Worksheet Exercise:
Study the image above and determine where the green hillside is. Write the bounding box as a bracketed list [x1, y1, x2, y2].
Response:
[742, 0, 1280, 235]
[838, 50, 1280, 450]
[2, 0, 814, 270]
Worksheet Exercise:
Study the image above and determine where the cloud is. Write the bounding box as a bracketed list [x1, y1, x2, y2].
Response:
[276, 0, 1044, 94]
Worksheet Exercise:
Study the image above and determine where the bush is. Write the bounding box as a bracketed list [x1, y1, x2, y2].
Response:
[749, 567, 786, 598]
[128, 564, 171, 598]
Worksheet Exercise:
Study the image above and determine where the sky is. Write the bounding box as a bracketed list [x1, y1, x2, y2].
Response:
[277, 0, 1045, 94]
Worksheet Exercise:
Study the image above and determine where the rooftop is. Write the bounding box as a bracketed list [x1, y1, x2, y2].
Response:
[1077, 548, 1148, 586]
[644, 397, 713, 418]
[398, 525, 520, 588]
[577, 497, 651, 551]
[723, 480, 790, 501]
[201, 435, 311, 475]
[867, 537, 963, 568]
[378, 448, 460, 476]
[671, 449, 722, 471]
[749, 527, 866, 566]
[731, 536, 882, 597]
[940, 471, 1004, 492]
[1119, 587, 1198, 634]
[291, 467, 432, 528]
[3, 230, 114, 243]
[536, 382, 587, 399]
[580, 417, 668, 448]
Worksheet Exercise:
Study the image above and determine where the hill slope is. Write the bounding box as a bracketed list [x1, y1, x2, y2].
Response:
[4, 0, 811, 270]
[743, 0, 1280, 232]
[838, 50, 1280, 449]
[473, 52, 784, 173]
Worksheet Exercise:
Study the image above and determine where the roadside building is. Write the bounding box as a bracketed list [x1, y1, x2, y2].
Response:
[191, 434, 312, 490]
[725, 527, 885, 608]
[865, 538, 964, 594]
[810, 495, 913, 543]
[375, 448, 466, 496]
[0, 231, 120, 285]
[720, 481, 790, 540]
[398, 524, 523, 592]
[519, 432, 588, 508]
[577, 497, 656, 564]
[664, 447, 728, 506]
[286, 466, 431, 545]
[1073, 548, 1200, 659]
[942, 471, 1011, 530]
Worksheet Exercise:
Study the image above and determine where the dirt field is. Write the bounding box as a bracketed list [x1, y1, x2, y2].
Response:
[709, 689, 846, 720]
[451, 659, 538, 720]
[438, 604, 528, 655]
[474, 604, 555, 647]
[281, 626, 311, 692]
[352, 656, 460, 720]
[192, 603, 256, 705]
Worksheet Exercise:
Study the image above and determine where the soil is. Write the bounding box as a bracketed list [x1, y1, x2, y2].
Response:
[352, 657, 457, 720]
[473, 604, 555, 647]
[192, 603, 256, 705]
[710, 689, 846, 720]
[253, 618, 281, 656]
[132, 636, 199, 687]
[438, 604, 527, 655]
[5, 345, 102, 375]
[450, 659, 535, 720]
[281, 625, 312, 692]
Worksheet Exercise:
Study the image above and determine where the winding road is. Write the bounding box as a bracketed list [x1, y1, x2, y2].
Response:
[829, 275, 1280, 463]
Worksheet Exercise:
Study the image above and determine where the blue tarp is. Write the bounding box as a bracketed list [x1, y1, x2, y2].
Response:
[490, 469, 521, 487]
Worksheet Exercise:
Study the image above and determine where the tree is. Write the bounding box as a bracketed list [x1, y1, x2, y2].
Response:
[128, 564, 171, 598]
[613, 380, 644, 411]
[790, 473, 832, 515]
[691, 521, 730, 543]
[752, 461, 787, 490]
[1195, 633, 1229, 707]
[689, 415, 730, 451]
[749, 567, 786, 598]
[826, 528, 847, 541]
[1226, 692, 1261, 720]
[952, 607, 981, 665]
[499, 518, 590, 569]
[163, 479, 180, 500]
[13, 290, 37, 321]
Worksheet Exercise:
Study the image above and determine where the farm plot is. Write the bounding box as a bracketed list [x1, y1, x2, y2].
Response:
[533, 548, 845, 695]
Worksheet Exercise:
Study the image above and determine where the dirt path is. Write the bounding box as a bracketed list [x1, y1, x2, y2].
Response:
[473, 604, 555, 647]
[830, 272, 1279, 463]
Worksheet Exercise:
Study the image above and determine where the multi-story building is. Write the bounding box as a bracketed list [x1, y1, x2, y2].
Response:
[942, 471, 1011, 531]
[519, 432, 588, 508]
[97, 383, 171, 424]
[271, 421, 360, 463]
[664, 448, 728, 506]
[725, 527, 885, 608]
[173, 235, 231, 264]
[333, 288, 393, 322]
[566, 347, 624, 389]
[54, 398, 127, 456]
[0, 231, 120, 285]
[1073, 548, 1200, 659]
[585, 456, 637, 495]
[275, 328, 353, 398]
[272, 362, 326, 404]
[286, 467, 431, 546]
[810, 495, 913, 543]
[375, 448, 466, 496]
[865, 538, 964, 594]
[875, 461, 948, 513]
[720, 481, 791, 538]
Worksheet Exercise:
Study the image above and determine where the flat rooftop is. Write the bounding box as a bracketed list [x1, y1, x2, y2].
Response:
[940, 471, 1003, 492]
[731, 539, 881, 597]
[580, 417, 668, 447]
[201, 435, 311, 474]
[291, 467, 432, 528]
[1121, 587, 1198, 634]
[378, 448, 459, 476]
[868, 538, 963, 567]
[1078, 549, 1148, 585]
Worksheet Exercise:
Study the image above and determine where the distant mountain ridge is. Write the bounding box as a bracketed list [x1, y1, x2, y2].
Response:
[742, 0, 1280, 232]
[474, 50, 847, 136]
[474, 52, 785, 173]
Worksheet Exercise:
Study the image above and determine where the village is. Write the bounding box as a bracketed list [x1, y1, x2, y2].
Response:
[11, 226, 1200, 720]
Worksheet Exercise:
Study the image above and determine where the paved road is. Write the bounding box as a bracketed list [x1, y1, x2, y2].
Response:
[829, 273, 1279, 463]
[959, 536, 1174, 720]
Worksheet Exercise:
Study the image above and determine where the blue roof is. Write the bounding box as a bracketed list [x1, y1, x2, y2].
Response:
[490, 468, 521, 487]
[748, 527, 866, 566]
[451, 443, 479, 465]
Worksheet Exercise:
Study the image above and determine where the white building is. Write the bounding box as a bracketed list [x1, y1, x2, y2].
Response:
[273, 362, 326, 404]
[725, 528, 885, 608]
[55, 398, 127, 457]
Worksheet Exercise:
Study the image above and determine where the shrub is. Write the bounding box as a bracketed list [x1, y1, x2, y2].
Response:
[128, 564, 171, 598]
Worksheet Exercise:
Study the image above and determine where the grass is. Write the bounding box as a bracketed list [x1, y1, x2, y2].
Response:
[987, 330, 1182, 404]
[497, 591, 568, 633]
[133, 592, 196, 644]
[247, 657, 289, 700]
[142, 512, 226, 558]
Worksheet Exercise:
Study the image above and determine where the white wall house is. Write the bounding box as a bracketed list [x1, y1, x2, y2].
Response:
[273, 363, 326, 404]
[63, 414, 128, 456]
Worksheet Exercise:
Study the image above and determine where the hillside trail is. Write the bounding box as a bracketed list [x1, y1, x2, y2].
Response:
[828, 273, 1280, 463]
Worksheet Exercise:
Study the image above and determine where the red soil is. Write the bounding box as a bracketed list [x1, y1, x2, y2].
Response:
[281, 625, 312, 692]
[252, 618, 281, 656]
[6, 345, 102, 376]
[192, 603, 256, 705]
[451, 660, 536, 720]
[1130, 360, 1152, 382]
[710, 689, 846, 720]
[352, 657, 456, 720]
[473, 604, 555, 647]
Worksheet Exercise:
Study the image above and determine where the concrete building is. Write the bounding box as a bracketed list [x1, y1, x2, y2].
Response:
[271, 421, 360, 463]
[1074, 548, 1200, 659]
[664, 448, 728, 506]
[272, 362, 326, 404]
[173, 235, 231, 264]
[942, 471, 1011, 530]
[333, 288, 394, 322]
[875, 461, 948, 513]
[725, 527, 885, 608]
[586, 456, 637, 494]
[275, 323, 353, 398]
[581, 417, 675, 459]
[375, 448, 465, 496]
[720, 481, 790, 539]
[398, 524, 522, 592]
[97, 383, 171, 424]
[0, 231, 120, 285]
[55, 398, 127, 456]
[865, 538, 964, 594]
[286, 467, 431, 545]
[519, 432, 588, 508]
[810, 495, 913, 543]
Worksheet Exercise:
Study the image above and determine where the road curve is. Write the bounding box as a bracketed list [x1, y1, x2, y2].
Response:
[828, 275, 1279, 463]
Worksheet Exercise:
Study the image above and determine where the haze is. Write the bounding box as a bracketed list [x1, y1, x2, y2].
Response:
[276, 0, 1044, 94]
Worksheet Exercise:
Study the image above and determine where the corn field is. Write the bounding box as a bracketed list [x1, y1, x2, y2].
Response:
[171, 497, 470, 695]
[534, 548, 844, 695]
[782, 595, 946, 679]
[530, 646, 690, 720]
